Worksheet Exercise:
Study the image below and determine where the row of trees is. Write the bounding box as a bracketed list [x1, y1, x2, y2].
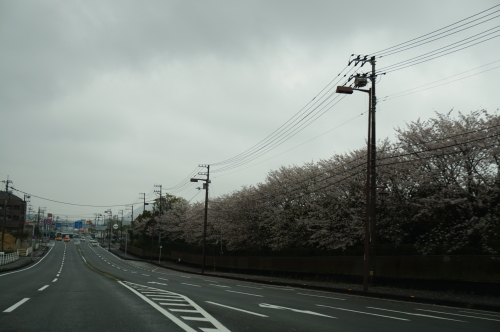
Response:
[132, 110, 500, 255]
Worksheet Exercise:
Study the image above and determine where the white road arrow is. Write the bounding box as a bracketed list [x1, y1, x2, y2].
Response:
[259, 303, 337, 319]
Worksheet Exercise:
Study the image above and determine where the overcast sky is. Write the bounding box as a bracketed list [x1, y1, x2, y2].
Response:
[1, 0, 499, 222]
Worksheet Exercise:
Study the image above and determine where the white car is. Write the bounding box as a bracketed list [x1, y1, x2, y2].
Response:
[81, 238, 85, 242]
[91, 240, 98, 247]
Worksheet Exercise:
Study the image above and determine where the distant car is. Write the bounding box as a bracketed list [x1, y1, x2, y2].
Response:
[63, 236, 70, 242]
[81, 238, 85, 242]
[91, 241, 98, 247]
[56, 237, 62, 241]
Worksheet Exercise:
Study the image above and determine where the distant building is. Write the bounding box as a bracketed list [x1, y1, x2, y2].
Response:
[0, 191, 27, 232]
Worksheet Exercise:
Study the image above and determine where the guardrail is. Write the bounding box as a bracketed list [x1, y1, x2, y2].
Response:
[0, 251, 20, 265]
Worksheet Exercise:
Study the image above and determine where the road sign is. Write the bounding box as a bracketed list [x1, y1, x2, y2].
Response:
[56, 223, 61, 228]
[44, 219, 51, 225]
[113, 224, 118, 230]
[31, 235, 36, 239]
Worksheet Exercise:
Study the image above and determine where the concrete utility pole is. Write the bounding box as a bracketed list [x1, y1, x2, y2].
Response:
[190, 164, 210, 274]
[1, 177, 13, 252]
[344, 55, 378, 290]
[154, 184, 163, 215]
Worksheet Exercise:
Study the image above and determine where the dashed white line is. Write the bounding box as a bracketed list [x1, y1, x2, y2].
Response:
[181, 283, 201, 287]
[297, 293, 346, 300]
[225, 290, 263, 297]
[52, 278, 58, 282]
[210, 284, 230, 288]
[3, 298, 30, 312]
[237, 285, 263, 289]
[38, 285, 49, 291]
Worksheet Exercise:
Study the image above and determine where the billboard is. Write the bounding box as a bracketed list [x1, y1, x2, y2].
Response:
[56, 223, 62, 228]
[74, 221, 83, 229]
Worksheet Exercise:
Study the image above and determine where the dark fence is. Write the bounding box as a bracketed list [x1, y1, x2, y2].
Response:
[120, 244, 500, 283]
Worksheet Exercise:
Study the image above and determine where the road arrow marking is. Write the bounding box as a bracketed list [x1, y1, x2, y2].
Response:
[259, 303, 336, 319]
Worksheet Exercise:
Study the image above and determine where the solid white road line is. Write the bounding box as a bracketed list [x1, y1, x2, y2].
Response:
[206, 301, 268, 317]
[368, 307, 466, 322]
[38, 285, 49, 291]
[416, 309, 500, 322]
[182, 283, 201, 287]
[0, 245, 55, 277]
[297, 293, 346, 300]
[317, 305, 410, 321]
[225, 290, 263, 297]
[3, 298, 30, 313]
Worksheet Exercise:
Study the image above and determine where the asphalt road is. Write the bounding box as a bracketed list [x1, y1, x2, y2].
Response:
[1, 239, 499, 331]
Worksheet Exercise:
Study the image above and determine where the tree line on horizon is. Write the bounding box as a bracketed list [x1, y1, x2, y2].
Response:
[131, 109, 500, 256]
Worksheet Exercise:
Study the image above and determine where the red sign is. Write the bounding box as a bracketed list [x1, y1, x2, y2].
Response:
[48, 213, 53, 218]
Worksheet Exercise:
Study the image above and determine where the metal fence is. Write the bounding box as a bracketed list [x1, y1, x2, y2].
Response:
[0, 251, 19, 265]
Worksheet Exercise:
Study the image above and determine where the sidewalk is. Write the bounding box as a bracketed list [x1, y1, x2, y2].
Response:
[0, 246, 48, 272]
[108, 247, 500, 312]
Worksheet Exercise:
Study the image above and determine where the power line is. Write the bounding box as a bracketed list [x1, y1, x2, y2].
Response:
[370, 4, 500, 56]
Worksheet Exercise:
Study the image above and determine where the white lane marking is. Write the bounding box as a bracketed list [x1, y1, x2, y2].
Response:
[210, 284, 230, 288]
[158, 278, 169, 281]
[38, 285, 49, 291]
[226, 290, 263, 297]
[159, 303, 192, 307]
[182, 316, 210, 321]
[52, 278, 58, 282]
[142, 274, 150, 276]
[56, 274, 60, 277]
[237, 285, 263, 290]
[206, 301, 268, 317]
[170, 309, 199, 313]
[118, 282, 197, 331]
[416, 309, 498, 322]
[459, 310, 500, 317]
[148, 282, 168, 286]
[3, 298, 30, 312]
[182, 283, 201, 287]
[317, 305, 408, 321]
[0, 245, 55, 277]
[297, 293, 346, 300]
[205, 280, 218, 283]
[368, 307, 466, 322]
[264, 286, 293, 291]
[261, 303, 336, 319]
[123, 269, 127, 271]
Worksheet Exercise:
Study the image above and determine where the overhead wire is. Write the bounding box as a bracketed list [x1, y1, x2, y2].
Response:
[369, 4, 500, 56]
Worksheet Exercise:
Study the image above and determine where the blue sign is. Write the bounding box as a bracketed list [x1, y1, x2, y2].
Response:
[56, 223, 62, 228]
[74, 221, 83, 229]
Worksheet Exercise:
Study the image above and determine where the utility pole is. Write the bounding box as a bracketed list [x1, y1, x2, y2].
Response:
[119, 209, 124, 243]
[190, 164, 210, 274]
[140, 193, 148, 213]
[154, 184, 163, 215]
[104, 209, 112, 250]
[349, 55, 378, 288]
[1, 177, 13, 252]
